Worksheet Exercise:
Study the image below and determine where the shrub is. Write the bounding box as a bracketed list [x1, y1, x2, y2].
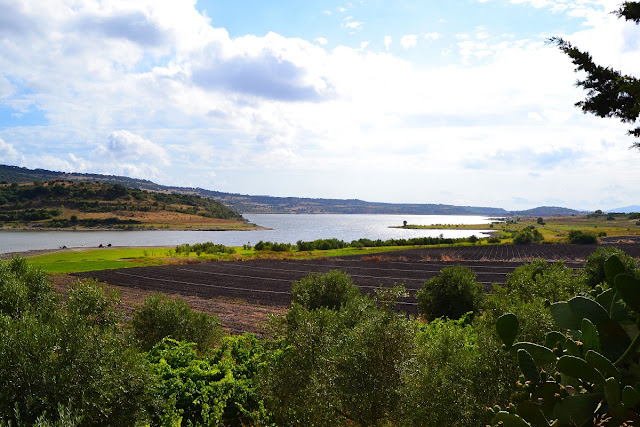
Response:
[416, 266, 484, 321]
[567, 229, 597, 244]
[291, 270, 360, 310]
[513, 228, 543, 244]
[254, 240, 293, 252]
[130, 294, 223, 351]
[147, 335, 269, 426]
[503, 259, 586, 303]
[261, 292, 414, 426]
[583, 247, 639, 287]
[0, 260, 154, 426]
[487, 236, 501, 244]
[400, 316, 511, 426]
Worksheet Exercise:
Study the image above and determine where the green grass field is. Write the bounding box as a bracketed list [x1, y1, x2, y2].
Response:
[25, 245, 415, 273]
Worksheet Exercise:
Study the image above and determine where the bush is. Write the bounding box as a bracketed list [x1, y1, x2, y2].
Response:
[416, 266, 484, 321]
[291, 270, 360, 310]
[400, 317, 511, 426]
[503, 259, 586, 303]
[130, 294, 223, 351]
[0, 261, 154, 426]
[512, 228, 543, 244]
[583, 247, 639, 287]
[567, 229, 597, 244]
[254, 240, 293, 252]
[261, 292, 414, 426]
[147, 336, 269, 426]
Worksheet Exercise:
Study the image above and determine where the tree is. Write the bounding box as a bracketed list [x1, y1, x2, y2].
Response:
[416, 266, 484, 321]
[552, 2, 640, 147]
[290, 270, 360, 311]
[130, 294, 222, 351]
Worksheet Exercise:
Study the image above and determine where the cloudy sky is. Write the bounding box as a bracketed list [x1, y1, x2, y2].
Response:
[0, 0, 638, 211]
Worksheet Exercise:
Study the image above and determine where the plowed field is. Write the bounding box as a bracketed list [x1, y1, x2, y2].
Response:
[74, 242, 640, 318]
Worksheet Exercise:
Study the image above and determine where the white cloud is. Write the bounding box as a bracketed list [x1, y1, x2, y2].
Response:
[400, 35, 418, 49]
[315, 37, 328, 45]
[342, 16, 363, 31]
[0, 139, 24, 164]
[96, 130, 169, 165]
[0, 0, 638, 210]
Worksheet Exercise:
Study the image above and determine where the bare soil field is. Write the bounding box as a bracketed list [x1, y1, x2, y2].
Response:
[73, 242, 640, 332]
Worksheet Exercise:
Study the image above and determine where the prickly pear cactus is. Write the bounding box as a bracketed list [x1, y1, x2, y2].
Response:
[489, 255, 640, 426]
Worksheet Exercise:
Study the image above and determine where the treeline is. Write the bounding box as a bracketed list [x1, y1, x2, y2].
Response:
[3, 247, 639, 425]
[255, 235, 481, 252]
[174, 242, 236, 255]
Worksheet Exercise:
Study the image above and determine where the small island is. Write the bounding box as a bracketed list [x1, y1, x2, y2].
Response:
[0, 180, 257, 230]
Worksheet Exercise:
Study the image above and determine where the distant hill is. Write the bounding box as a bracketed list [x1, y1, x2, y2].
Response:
[0, 164, 582, 216]
[607, 205, 640, 213]
[509, 206, 584, 217]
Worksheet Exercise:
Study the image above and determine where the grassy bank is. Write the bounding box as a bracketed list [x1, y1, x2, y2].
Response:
[25, 245, 416, 273]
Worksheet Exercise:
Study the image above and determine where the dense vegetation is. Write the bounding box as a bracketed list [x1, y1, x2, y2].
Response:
[252, 235, 488, 252]
[0, 180, 245, 227]
[4, 246, 638, 425]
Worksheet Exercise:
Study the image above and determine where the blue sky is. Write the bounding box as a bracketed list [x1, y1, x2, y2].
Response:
[0, 0, 638, 211]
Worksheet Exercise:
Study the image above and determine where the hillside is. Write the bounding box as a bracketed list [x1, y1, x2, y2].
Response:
[0, 164, 583, 216]
[0, 180, 254, 230]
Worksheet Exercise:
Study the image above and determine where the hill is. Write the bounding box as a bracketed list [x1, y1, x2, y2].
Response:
[607, 205, 640, 213]
[0, 164, 582, 216]
[0, 179, 253, 230]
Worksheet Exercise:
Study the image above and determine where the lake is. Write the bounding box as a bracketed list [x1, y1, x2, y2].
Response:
[0, 214, 496, 254]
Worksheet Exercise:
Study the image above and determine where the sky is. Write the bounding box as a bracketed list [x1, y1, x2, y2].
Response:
[0, 0, 638, 211]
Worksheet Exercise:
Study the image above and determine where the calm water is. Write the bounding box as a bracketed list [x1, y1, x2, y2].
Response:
[0, 214, 496, 254]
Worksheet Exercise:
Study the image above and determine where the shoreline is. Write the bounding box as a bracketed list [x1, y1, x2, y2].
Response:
[0, 225, 270, 232]
[0, 245, 174, 260]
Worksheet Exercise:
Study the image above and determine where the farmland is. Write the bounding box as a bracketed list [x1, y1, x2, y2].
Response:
[75, 241, 640, 320]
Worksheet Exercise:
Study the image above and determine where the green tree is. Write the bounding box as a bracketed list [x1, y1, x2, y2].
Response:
[513, 227, 543, 244]
[130, 293, 223, 351]
[583, 246, 639, 287]
[290, 269, 360, 310]
[552, 2, 640, 147]
[503, 259, 587, 303]
[416, 266, 484, 321]
[261, 281, 414, 426]
[0, 260, 154, 426]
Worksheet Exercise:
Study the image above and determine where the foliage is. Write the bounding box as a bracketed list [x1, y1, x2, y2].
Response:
[416, 266, 484, 321]
[254, 240, 293, 252]
[261, 287, 415, 426]
[490, 254, 640, 426]
[174, 241, 235, 256]
[567, 229, 598, 244]
[584, 246, 639, 288]
[130, 294, 223, 351]
[296, 238, 348, 251]
[504, 259, 588, 304]
[0, 180, 245, 224]
[400, 316, 514, 426]
[551, 2, 640, 146]
[0, 259, 154, 426]
[513, 227, 544, 244]
[291, 269, 361, 310]
[147, 335, 270, 426]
